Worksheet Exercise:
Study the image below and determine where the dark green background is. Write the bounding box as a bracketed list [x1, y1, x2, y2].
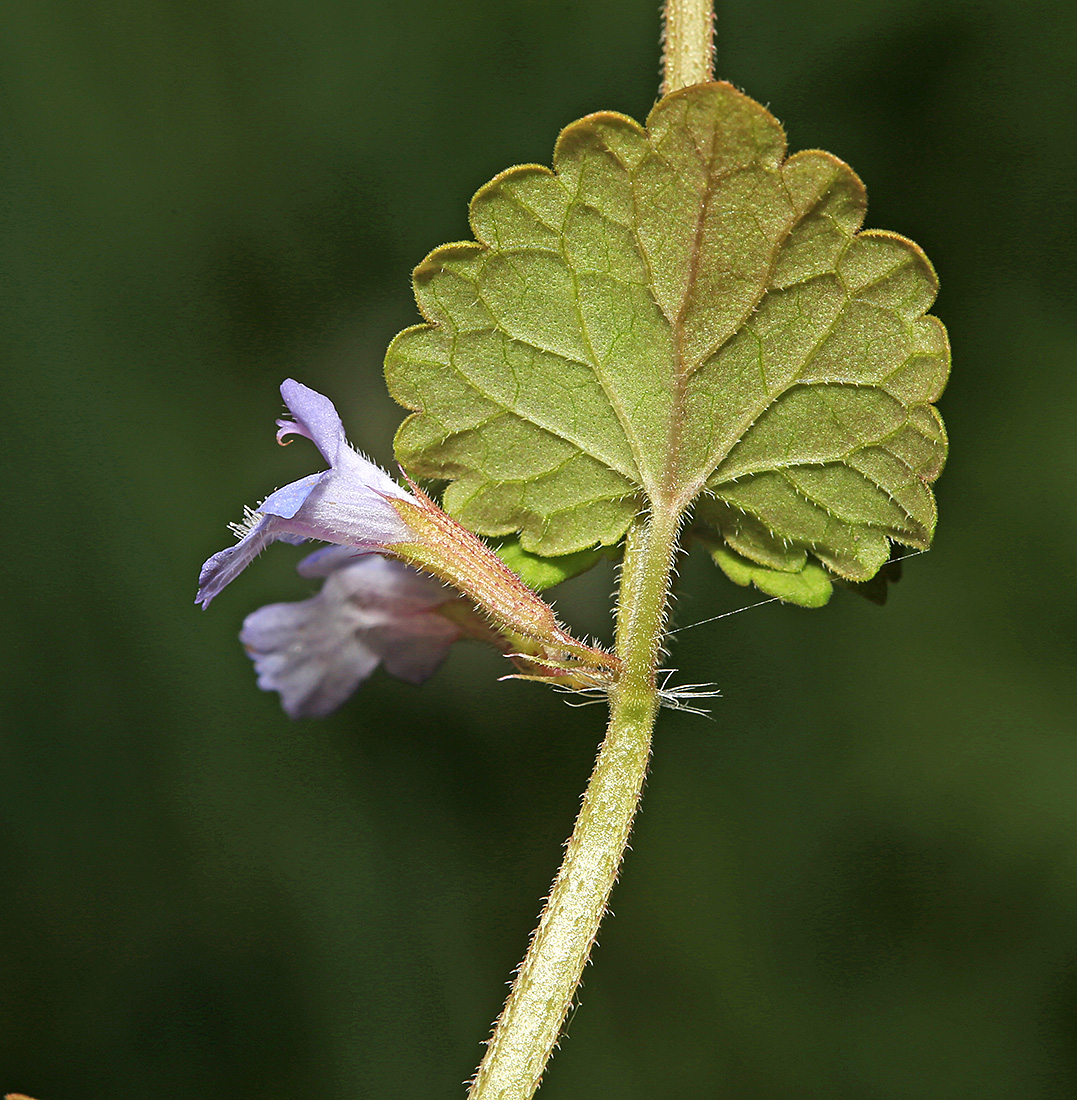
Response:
[3, 1, 1075, 1096]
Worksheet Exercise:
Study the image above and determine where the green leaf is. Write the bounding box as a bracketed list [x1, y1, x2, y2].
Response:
[699, 533, 833, 608]
[385, 82, 948, 582]
[492, 536, 608, 592]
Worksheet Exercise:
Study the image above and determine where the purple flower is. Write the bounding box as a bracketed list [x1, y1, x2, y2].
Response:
[197, 380, 417, 608]
[240, 547, 461, 718]
[197, 377, 621, 711]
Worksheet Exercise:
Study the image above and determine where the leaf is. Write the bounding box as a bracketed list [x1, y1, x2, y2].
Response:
[493, 536, 608, 592]
[385, 82, 948, 583]
[702, 536, 834, 609]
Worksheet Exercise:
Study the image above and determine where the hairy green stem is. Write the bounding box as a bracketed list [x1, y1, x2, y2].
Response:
[468, 508, 681, 1100]
[662, 0, 715, 95]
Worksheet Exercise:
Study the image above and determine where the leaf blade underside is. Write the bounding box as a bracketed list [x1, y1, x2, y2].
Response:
[385, 82, 949, 584]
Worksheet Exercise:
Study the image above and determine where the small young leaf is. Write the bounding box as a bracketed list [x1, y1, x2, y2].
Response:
[701, 535, 833, 608]
[386, 82, 948, 582]
[493, 536, 607, 591]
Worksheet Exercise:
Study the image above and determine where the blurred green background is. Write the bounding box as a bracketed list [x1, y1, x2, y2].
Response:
[2, 1, 1075, 1097]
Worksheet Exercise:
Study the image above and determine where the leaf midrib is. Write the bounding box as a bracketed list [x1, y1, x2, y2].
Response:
[657, 140, 797, 511]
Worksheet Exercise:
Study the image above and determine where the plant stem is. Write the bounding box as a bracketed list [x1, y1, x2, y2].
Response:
[468, 507, 682, 1100]
[662, 0, 715, 95]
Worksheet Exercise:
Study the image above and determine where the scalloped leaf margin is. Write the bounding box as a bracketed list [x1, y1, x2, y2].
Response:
[385, 82, 949, 591]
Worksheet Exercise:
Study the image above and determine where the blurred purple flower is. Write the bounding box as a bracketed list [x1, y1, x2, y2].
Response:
[197, 379, 417, 608]
[241, 547, 461, 718]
